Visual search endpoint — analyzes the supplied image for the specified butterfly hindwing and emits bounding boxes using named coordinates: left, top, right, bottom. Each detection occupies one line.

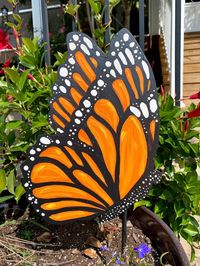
left=21, top=29, right=161, bottom=224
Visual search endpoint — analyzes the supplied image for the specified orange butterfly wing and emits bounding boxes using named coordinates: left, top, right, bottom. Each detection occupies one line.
left=21, top=29, right=161, bottom=223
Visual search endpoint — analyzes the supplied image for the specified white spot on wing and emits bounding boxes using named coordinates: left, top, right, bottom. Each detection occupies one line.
left=75, top=118, right=81, bottom=124
left=149, top=99, right=158, bottom=113
left=105, top=61, right=112, bottom=67
left=130, top=106, right=141, bottom=117
left=83, top=99, right=91, bottom=108
left=140, top=102, right=149, bottom=118
left=114, top=59, right=122, bottom=74
left=59, top=86, right=67, bottom=93
left=125, top=48, right=135, bottom=65
left=65, top=79, right=71, bottom=87
left=142, top=60, right=150, bottom=79
left=118, top=52, right=127, bottom=65
left=67, top=140, right=72, bottom=146
left=83, top=37, right=93, bottom=49
left=110, top=69, right=116, bottom=77
left=80, top=44, right=90, bottom=55
left=69, top=58, right=75, bottom=65
left=59, top=67, right=68, bottom=77
left=97, top=80, right=104, bottom=87
left=123, top=33, right=129, bottom=42
left=69, top=42, right=76, bottom=51
left=75, top=110, right=83, bottom=117
left=91, top=90, right=97, bottom=96
left=40, top=137, right=50, bottom=145
left=73, top=34, right=79, bottom=41
left=115, top=41, right=120, bottom=47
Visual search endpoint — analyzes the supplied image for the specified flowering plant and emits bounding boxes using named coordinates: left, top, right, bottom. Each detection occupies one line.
left=0, top=28, right=12, bottom=50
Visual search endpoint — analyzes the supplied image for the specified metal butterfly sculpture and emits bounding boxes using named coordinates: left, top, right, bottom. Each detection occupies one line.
left=21, top=29, right=161, bottom=224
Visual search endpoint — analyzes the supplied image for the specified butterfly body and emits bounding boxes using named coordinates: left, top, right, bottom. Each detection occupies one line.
left=21, top=29, right=161, bottom=224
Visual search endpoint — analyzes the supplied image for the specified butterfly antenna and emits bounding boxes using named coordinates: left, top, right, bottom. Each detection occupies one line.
left=121, top=210, right=127, bottom=254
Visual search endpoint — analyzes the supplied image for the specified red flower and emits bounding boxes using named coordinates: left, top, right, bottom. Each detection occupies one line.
left=187, top=103, right=200, bottom=118
left=0, top=59, right=11, bottom=76
left=27, top=73, right=35, bottom=81
left=0, top=28, right=12, bottom=50
left=160, top=84, right=165, bottom=96
left=189, top=91, right=200, bottom=100
left=184, top=120, right=190, bottom=132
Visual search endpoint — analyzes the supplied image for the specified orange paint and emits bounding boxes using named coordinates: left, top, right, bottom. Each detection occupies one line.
left=50, top=210, right=94, bottom=221
left=90, top=57, right=98, bottom=68
left=73, top=73, right=89, bottom=92
left=31, top=163, right=73, bottom=183
left=87, top=116, right=116, bottom=181
left=75, top=51, right=96, bottom=82
left=119, top=116, right=147, bottom=199
left=147, top=80, right=151, bottom=91
left=78, top=129, right=93, bottom=146
left=135, top=66, right=144, bottom=94
left=82, top=152, right=107, bottom=186
left=41, top=200, right=104, bottom=211
left=33, top=185, right=105, bottom=207
left=73, top=170, right=113, bottom=206
left=125, top=68, right=139, bottom=99
left=52, top=115, right=65, bottom=128
left=58, top=97, right=75, bottom=114
left=40, top=147, right=72, bottom=168
left=150, top=120, right=156, bottom=141
left=70, top=87, right=82, bottom=105
left=53, top=102, right=70, bottom=122
left=112, top=79, right=130, bottom=112
left=94, top=99, right=119, bottom=132
left=64, top=146, right=83, bottom=166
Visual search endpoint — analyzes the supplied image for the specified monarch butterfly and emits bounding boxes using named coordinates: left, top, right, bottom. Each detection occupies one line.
left=21, top=29, right=161, bottom=224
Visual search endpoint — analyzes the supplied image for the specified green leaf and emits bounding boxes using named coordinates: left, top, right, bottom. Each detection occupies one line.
left=7, top=170, right=15, bottom=195
left=0, top=195, right=14, bottom=203
left=65, top=4, right=80, bottom=16
left=183, top=224, right=199, bottom=237
left=15, top=183, right=25, bottom=203
left=88, top=0, right=101, bottom=14
left=174, top=201, right=185, bottom=218
left=18, top=69, right=30, bottom=93
left=0, top=169, right=6, bottom=194
left=22, top=38, right=36, bottom=54
left=4, top=69, right=20, bottom=84
left=6, top=120, right=23, bottom=130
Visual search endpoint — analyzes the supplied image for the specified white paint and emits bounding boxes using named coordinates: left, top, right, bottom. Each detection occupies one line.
left=69, top=58, right=75, bottom=65
left=83, top=99, right=91, bottom=108
left=114, top=59, right=122, bottom=74
left=118, top=52, right=127, bottom=65
left=142, top=61, right=150, bottom=79
left=65, top=79, right=71, bottom=87
left=24, top=183, right=29, bottom=188
left=123, top=33, right=129, bottom=42
left=91, top=90, right=97, bottom=96
left=130, top=106, right=141, bottom=117
left=40, top=137, right=51, bottom=145
left=69, top=42, right=76, bottom=51
left=73, top=34, right=79, bottom=41
left=115, top=41, right=120, bottom=47
left=150, top=99, right=158, bottom=113
left=97, top=80, right=104, bottom=87
left=23, top=165, right=29, bottom=171
left=67, top=140, right=73, bottom=146
left=110, top=69, right=116, bottom=77
left=140, top=102, right=149, bottom=118
left=75, top=118, right=81, bottom=124
left=105, top=61, right=112, bottom=67
left=59, top=67, right=68, bottom=77
left=59, top=86, right=67, bottom=93
left=80, top=44, right=90, bottom=55
left=83, top=37, right=93, bottom=49
left=125, top=48, right=135, bottom=65
left=185, top=2, right=200, bottom=32
left=75, top=110, right=83, bottom=117
left=30, top=149, right=36, bottom=155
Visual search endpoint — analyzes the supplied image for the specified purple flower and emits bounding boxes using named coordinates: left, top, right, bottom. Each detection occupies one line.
left=134, top=243, right=151, bottom=259
left=99, top=245, right=109, bottom=251
left=115, top=257, right=125, bottom=265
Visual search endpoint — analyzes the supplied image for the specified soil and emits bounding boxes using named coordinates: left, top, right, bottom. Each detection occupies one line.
left=0, top=209, right=162, bottom=266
